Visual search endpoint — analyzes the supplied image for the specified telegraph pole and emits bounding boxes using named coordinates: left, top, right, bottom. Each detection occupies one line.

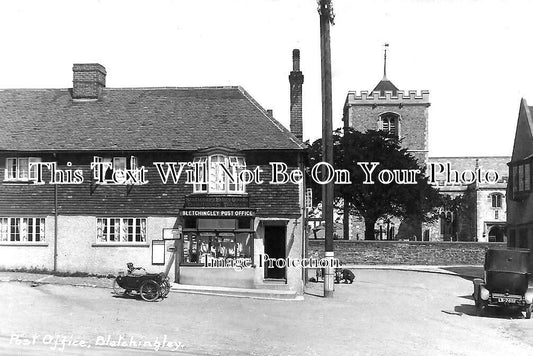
left=318, top=0, right=335, bottom=298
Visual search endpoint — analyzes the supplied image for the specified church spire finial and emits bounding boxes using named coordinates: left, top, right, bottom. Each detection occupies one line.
left=383, top=43, right=389, bottom=80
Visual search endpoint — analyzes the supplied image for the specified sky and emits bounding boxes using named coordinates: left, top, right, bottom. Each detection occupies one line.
left=0, top=0, right=531, bottom=157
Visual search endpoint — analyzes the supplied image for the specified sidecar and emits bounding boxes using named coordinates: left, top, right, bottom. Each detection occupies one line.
left=473, top=248, right=533, bottom=318
left=113, top=271, right=169, bottom=302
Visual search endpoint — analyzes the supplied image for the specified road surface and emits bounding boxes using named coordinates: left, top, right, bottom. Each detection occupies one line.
left=1, top=270, right=532, bottom=355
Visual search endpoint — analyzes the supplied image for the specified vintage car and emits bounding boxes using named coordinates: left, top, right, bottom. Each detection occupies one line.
left=473, top=248, right=533, bottom=318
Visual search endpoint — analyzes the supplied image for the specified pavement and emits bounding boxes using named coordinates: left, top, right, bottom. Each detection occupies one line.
left=1, top=269, right=532, bottom=356
left=0, top=265, right=485, bottom=292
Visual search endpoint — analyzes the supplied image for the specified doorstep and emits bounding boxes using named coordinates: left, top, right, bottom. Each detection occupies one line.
left=170, top=283, right=302, bottom=301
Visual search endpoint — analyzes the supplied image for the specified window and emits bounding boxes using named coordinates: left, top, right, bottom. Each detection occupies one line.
left=182, top=232, right=253, bottom=265
left=92, top=156, right=137, bottom=183
left=0, top=217, right=45, bottom=242
left=192, top=154, right=246, bottom=194
left=182, top=217, right=254, bottom=266
left=379, top=113, right=399, bottom=137
left=5, top=157, right=41, bottom=181
left=495, top=210, right=499, bottom=220
left=96, top=218, right=146, bottom=243
left=526, top=163, right=531, bottom=191
left=511, top=161, right=532, bottom=196
left=491, top=193, right=502, bottom=208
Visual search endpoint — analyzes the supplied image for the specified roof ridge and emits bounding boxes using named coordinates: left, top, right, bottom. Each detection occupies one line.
left=105, top=86, right=241, bottom=91
left=0, top=88, right=70, bottom=92
left=429, top=156, right=511, bottom=159
left=0, top=86, right=241, bottom=92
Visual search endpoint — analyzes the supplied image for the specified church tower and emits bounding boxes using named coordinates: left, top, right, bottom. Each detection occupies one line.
left=342, top=45, right=430, bottom=164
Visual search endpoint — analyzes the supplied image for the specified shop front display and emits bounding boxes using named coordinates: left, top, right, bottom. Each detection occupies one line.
left=181, top=209, right=256, bottom=267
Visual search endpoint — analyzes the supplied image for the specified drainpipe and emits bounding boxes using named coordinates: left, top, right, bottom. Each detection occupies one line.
left=53, top=154, right=58, bottom=272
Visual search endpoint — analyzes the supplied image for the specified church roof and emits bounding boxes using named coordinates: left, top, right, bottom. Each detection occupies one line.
left=372, top=78, right=399, bottom=96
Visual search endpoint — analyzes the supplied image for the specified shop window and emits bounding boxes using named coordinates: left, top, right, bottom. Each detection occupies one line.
left=0, top=217, right=45, bottom=242
left=96, top=217, right=146, bottom=243
left=192, top=154, right=246, bottom=194
left=182, top=232, right=253, bottom=265
left=4, top=157, right=41, bottom=182
left=182, top=217, right=254, bottom=266
left=379, top=113, right=400, bottom=137
left=491, top=193, right=502, bottom=208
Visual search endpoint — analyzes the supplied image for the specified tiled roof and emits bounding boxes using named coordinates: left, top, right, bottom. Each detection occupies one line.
left=0, top=86, right=305, bottom=152
left=372, top=79, right=399, bottom=96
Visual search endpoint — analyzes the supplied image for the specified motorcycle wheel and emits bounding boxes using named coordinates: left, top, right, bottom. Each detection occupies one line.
left=140, top=280, right=160, bottom=302
left=113, top=278, right=127, bottom=295
left=160, top=279, right=171, bottom=298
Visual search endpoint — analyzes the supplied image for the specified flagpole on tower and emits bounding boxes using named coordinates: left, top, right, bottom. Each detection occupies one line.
left=383, top=43, right=389, bottom=80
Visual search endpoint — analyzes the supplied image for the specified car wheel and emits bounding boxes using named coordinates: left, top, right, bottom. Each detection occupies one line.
left=140, top=280, right=160, bottom=302
left=476, top=300, right=487, bottom=317
left=526, top=304, right=532, bottom=320
left=112, top=278, right=126, bottom=295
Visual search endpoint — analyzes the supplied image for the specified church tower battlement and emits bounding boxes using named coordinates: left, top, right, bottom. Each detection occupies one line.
left=343, top=45, right=430, bottom=164
left=345, top=89, right=430, bottom=105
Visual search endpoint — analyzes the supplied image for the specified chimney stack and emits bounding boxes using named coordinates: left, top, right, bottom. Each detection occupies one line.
left=289, top=49, right=304, bottom=141
left=72, top=63, right=106, bottom=99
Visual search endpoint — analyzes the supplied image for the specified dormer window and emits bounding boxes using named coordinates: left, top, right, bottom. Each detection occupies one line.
left=192, top=154, right=246, bottom=194
left=379, top=113, right=400, bottom=137
left=92, top=156, right=137, bottom=184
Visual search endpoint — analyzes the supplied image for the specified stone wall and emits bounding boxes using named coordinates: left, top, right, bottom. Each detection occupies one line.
left=308, top=240, right=507, bottom=265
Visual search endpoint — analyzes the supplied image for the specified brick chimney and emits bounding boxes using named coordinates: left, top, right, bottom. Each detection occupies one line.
left=72, top=63, right=106, bottom=99
left=289, top=49, right=303, bottom=140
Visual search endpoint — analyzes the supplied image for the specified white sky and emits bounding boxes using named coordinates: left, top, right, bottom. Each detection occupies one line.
left=0, top=0, right=531, bottom=157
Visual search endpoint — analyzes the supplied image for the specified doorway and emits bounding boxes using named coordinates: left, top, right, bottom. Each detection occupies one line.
left=488, top=225, right=505, bottom=242
left=263, top=225, right=286, bottom=279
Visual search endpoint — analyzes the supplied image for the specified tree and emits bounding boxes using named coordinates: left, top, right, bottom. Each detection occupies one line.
left=307, top=128, right=442, bottom=240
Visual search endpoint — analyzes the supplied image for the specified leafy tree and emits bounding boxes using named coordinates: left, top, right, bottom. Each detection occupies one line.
left=307, top=128, right=442, bottom=240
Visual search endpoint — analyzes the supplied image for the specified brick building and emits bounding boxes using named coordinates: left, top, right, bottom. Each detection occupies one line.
left=0, top=53, right=307, bottom=296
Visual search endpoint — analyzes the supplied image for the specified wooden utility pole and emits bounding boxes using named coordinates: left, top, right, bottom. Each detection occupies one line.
left=318, top=0, right=335, bottom=298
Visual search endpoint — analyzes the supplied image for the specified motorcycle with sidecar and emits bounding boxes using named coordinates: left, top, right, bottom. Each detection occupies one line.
left=113, top=263, right=170, bottom=302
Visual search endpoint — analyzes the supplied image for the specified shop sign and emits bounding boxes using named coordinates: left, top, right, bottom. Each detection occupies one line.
left=184, top=195, right=250, bottom=208
left=163, top=227, right=182, bottom=240
left=180, top=209, right=255, bottom=217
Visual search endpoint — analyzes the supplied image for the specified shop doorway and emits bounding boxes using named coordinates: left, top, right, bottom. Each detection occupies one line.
left=264, top=225, right=286, bottom=279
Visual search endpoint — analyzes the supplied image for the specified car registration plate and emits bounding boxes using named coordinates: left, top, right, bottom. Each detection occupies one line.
left=498, top=297, right=517, bottom=303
